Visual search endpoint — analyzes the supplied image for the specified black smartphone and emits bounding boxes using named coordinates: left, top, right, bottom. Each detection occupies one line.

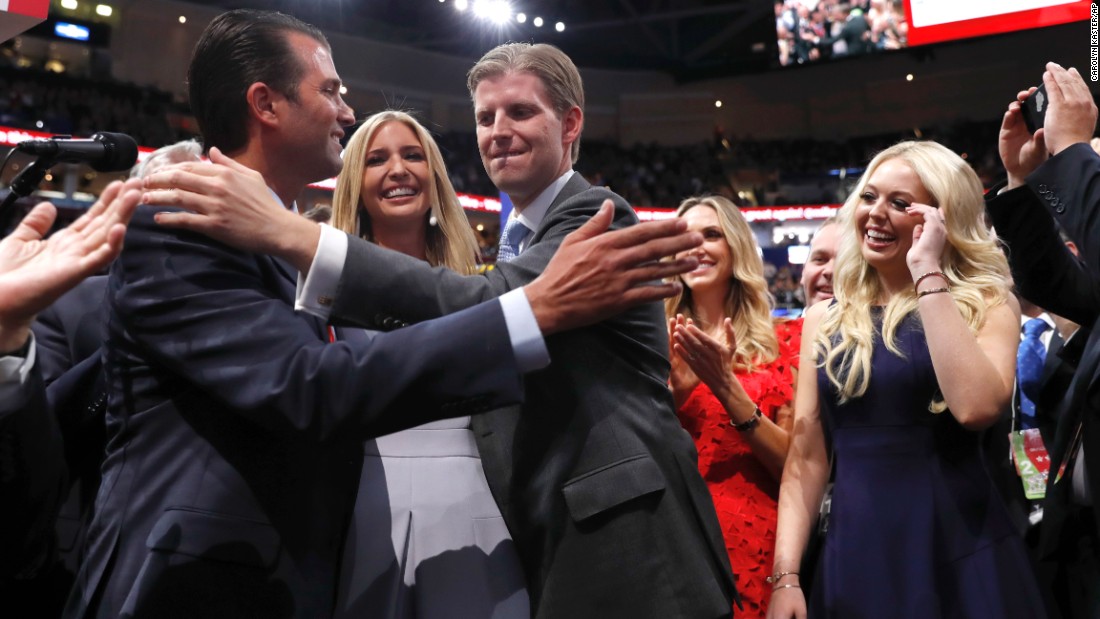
left=1022, top=84, right=1048, bottom=134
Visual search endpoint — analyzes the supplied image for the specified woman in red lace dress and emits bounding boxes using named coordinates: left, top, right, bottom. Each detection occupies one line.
left=666, top=195, right=800, bottom=617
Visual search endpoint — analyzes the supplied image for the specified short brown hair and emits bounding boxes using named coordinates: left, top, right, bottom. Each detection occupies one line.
left=467, top=43, right=585, bottom=163
left=189, top=10, right=328, bottom=154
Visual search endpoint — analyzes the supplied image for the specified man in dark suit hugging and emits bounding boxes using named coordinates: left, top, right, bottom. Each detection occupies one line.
left=145, top=40, right=738, bottom=619
left=70, top=11, right=706, bottom=619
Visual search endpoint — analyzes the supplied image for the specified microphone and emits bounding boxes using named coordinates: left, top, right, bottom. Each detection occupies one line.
left=15, top=131, right=139, bottom=172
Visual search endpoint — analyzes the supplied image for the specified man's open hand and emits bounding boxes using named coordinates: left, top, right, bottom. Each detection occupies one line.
left=525, top=200, right=702, bottom=334
left=0, top=179, right=140, bottom=352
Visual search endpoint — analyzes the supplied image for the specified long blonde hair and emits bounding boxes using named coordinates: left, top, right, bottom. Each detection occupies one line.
left=665, top=195, right=778, bottom=371
left=816, top=141, right=1011, bottom=410
left=331, top=110, right=479, bottom=274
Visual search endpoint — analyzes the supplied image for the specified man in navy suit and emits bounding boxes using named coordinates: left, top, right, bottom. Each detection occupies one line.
left=71, top=11, right=705, bottom=619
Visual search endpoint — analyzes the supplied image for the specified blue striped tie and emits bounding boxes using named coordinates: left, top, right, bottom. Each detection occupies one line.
left=497, top=216, right=530, bottom=263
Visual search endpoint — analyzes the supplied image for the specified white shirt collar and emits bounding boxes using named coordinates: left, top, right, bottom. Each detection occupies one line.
left=268, top=187, right=298, bottom=214
left=511, top=169, right=575, bottom=239
left=1020, top=312, right=1055, bottom=330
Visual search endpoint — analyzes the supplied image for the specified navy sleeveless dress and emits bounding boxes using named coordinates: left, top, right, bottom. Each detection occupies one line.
left=809, top=309, right=1047, bottom=618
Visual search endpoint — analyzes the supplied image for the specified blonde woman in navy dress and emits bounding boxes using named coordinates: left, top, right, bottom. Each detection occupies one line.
left=330, top=110, right=528, bottom=619
left=768, top=141, right=1046, bottom=618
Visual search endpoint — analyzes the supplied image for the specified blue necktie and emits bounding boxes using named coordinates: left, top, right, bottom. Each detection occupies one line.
left=497, top=216, right=530, bottom=263
left=1017, top=317, right=1051, bottom=427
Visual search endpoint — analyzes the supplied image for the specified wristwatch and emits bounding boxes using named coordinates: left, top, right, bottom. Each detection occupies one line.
left=731, top=406, right=762, bottom=432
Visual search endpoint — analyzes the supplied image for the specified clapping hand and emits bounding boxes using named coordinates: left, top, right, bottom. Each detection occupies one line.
left=670, top=315, right=744, bottom=405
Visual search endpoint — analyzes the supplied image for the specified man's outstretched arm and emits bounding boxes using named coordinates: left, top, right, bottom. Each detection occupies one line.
left=144, top=153, right=703, bottom=335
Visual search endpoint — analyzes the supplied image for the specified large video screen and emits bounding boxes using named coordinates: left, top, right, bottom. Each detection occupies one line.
left=775, top=0, right=1089, bottom=67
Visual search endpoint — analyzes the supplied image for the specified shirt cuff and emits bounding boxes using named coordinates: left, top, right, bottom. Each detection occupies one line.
left=0, top=331, right=36, bottom=386
left=296, top=223, right=347, bottom=321
left=500, top=288, right=550, bottom=372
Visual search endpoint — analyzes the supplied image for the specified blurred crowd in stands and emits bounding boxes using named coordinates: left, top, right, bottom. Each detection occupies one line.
left=0, top=66, right=189, bottom=147
left=0, top=61, right=1010, bottom=313
left=0, top=62, right=1005, bottom=214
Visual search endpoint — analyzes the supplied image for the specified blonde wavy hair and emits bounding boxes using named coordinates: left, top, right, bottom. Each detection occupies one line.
left=665, top=195, right=778, bottom=371
left=330, top=110, right=479, bottom=274
left=815, top=141, right=1012, bottom=411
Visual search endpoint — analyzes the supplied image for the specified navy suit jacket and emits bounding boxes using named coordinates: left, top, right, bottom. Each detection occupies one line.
left=32, top=275, right=109, bottom=575
left=986, top=143, right=1100, bottom=556
left=0, top=360, right=66, bottom=584
left=332, top=174, right=737, bottom=618
left=65, top=207, right=526, bottom=619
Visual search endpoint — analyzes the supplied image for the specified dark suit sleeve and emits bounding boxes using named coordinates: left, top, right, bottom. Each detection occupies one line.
left=330, top=185, right=636, bottom=325
left=0, top=360, right=66, bottom=580
left=31, top=276, right=107, bottom=386
left=1027, top=142, right=1100, bottom=273
left=30, top=308, right=72, bottom=387
left=987, top=183, right=1100, bottom=326
left=111, top=208, right=525, bottom=442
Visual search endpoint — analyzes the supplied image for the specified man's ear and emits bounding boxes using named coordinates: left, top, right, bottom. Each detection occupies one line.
left=561, top=105, right=583, bottom=145
left=246, top=82, right=283, bottom=129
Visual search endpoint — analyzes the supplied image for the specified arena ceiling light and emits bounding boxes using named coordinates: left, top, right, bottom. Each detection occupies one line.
left=473, top=0, right=512, bottom=25
left=441, top=1, right=559, bottom=31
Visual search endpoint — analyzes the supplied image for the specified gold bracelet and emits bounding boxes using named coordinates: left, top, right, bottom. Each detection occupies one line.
left=765, top=570, right=799, bottom=584
left=913, top=270, right=947, bottom=291
left=917, top=287, right=951, bottom=298
left=772, top=584, right=802, bottom=591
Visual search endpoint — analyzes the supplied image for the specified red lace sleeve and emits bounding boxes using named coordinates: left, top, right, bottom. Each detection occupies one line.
left=775, top=318, right=803, bottom=371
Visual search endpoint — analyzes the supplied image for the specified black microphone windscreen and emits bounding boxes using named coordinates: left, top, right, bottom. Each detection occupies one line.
left=91, top=132, right=139, bottom=172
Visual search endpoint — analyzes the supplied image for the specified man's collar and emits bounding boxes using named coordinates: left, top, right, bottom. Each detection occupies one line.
left=513, top=169, right=574, bottom=233
left=268, top=187, right=298, bottom=214
left=1021, top=312, right=1056, bottom=330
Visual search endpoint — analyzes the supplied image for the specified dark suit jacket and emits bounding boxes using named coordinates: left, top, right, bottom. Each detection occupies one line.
left=331, top=174, right=737, bottom=618
left=0, top=359, right=67, bottom=584
left=986, top=143, right=1100, bottom=554
left=64, top=207, right=527, bottom=619
left=32, top=275, right=109, bottom=578
left=0, top=276, right=113, bottom=619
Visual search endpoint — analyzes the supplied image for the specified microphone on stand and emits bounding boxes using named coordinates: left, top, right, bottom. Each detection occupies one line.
left=1, top=132, right=139, bottom=236
left=15, top=132, right=139, bottom=172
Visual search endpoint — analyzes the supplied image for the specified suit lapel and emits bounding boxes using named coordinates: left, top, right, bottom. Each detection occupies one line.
left=529, top=173, right=591, bottom=244
left=471, top=406, right=522, bottom=517
left=474, top=174, right=591, bottom=520
left=1039, top=330, right=1065, bottom=387
left=266, top=255, right=329, bottom=341
left=270, top=256, right=298, bottom=289
left=1047, top=323, right=1100, bottom=479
